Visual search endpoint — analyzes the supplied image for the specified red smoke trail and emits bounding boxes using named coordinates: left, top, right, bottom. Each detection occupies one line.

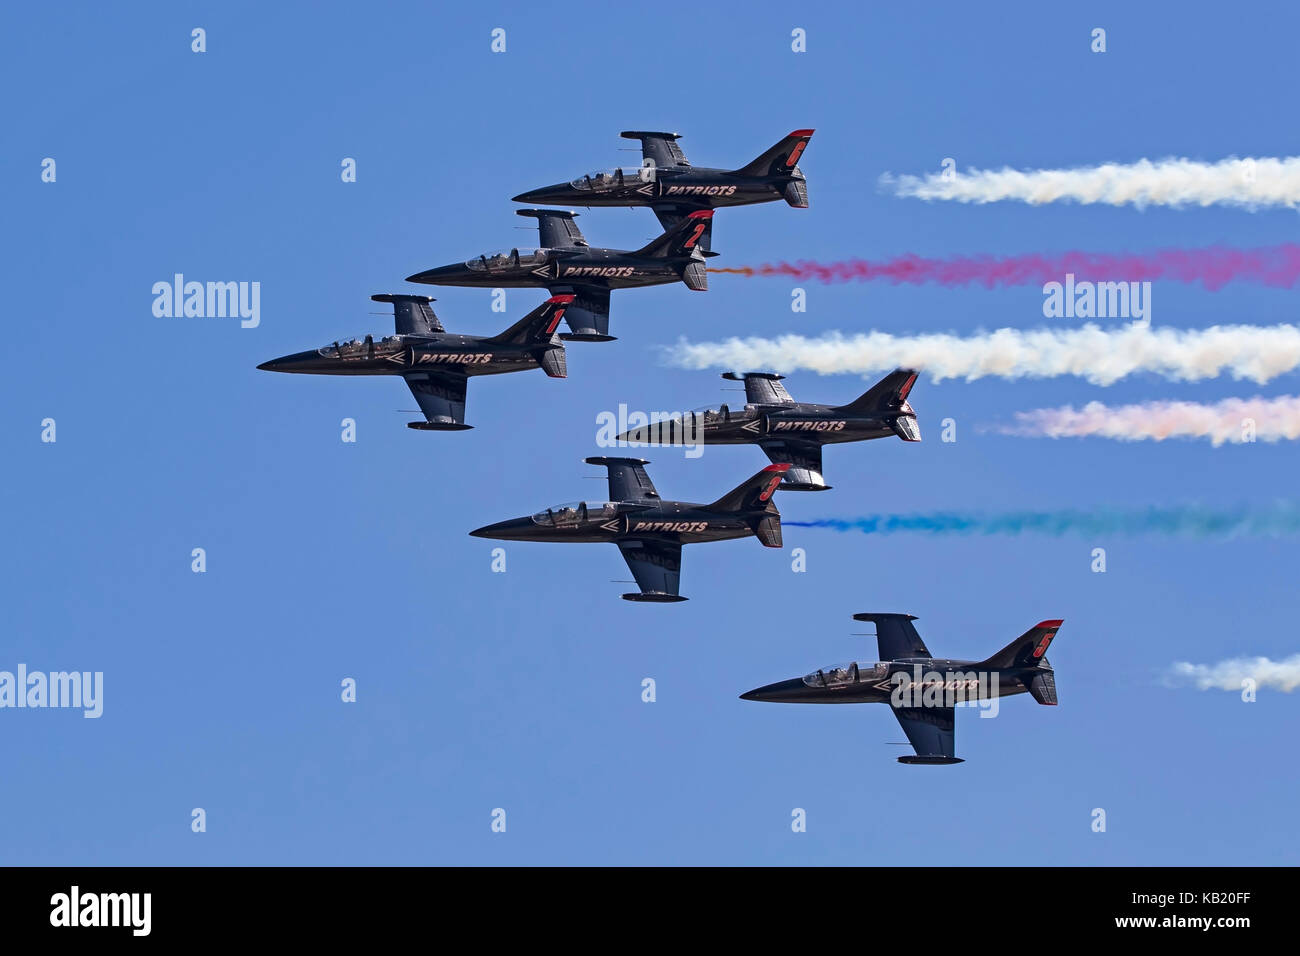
left=707, top=243, right=1300, bottom=290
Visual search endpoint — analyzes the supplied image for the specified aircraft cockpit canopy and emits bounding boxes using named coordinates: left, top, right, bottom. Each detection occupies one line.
left=687, top=403, right=760, bottom=424
left=802, top=662, right=889, bottom=688
left=465, top=248, right=548, bottom=271
left=530, top=501, right=618, bottom=527
left=569, top=167, right=653, bottom=190
left=317, top=334, right=403, bottom=358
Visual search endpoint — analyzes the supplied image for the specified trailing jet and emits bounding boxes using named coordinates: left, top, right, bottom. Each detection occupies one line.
left=616, top=369, right=921, bottom=491
left=742, top=613, right=1064, bottom=764
left=256, top=293, right=572, bottom=431
left=405, top=208, right=714, bottom=342
left=469, top=457, right=789, bottom=602
left=513, top=130, right=813, bottom=250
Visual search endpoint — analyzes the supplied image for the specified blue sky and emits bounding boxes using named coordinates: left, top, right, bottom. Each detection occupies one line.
left=3, top=1, right=1298, bottom=865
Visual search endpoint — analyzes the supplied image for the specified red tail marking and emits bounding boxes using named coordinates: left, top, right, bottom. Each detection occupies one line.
left=757, top=475, right=782, bottom=502
left=545, top=310, right=565, bottom=334
left=786, top=140, right=808, bottom=167
left=683, top=222, right=707, bottom=249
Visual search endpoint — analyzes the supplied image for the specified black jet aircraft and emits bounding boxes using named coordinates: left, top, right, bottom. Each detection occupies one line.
left=513, top=129, right=814, bottom=250
left=405, top=208, right=714, bottom=342
left=616, top=369, right=921, bottom=491
left=257, top=293, right=573, bottom=431
left=742, top=613, right=1064, bottom=764
left=469, top=457, right=789, bottom=602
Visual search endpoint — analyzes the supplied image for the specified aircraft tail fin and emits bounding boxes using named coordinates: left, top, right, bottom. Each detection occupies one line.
left=836, top=368, right=921, bottom=441
left=708, top=463, right=789, bottom=515
left=632, top=209, right=713, bottom=260
left=731, top=129, right=814, bottom=180
left=487, top=294, right=574, bottom=347
left=977, top=620, right=1064, bottom=671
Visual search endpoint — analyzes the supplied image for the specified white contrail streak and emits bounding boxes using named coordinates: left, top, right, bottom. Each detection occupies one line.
left=881, top=156, right=1300, bottom=210
left=668, top=323, right=1300, bottom=386
left=996, top=395, right=1300, bottom=445
left=1166, top=654, right=1300, bottom=692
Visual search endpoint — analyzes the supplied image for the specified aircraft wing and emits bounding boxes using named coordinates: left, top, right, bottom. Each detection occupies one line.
left=723, top=372, right=794, bottom=405
left=516, top=209, right=587, bottom=248
left=852, top=613, right=932, bottom=661
left=620, top=131, right=690, bottom=168
left=585, top=456, right=659, bottom=501
left=758, top=439, right=824, bottom=489
left=891, top=706, right=958, bottom=763
left=371, top=293, right=443, bottom=334
left=617, top=538, right=683, bottom=600
left=403, top=371, right=468, bottom=427
left=548, top=286, right=611, bottom=340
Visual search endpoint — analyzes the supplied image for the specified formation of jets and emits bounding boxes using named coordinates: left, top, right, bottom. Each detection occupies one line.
left=256, top=128, right=1061, bottom=764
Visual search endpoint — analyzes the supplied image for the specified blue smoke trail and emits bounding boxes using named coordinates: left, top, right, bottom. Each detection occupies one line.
left=786, top=503, right=1300, bottom=538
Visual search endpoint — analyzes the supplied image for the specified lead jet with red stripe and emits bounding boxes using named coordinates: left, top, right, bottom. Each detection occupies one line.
left=616, top=369, right=921, bottom=491
left=742, top=614, right=1064, bottom=764
left=514, top=130, right=814, bottom=251
left=257, top=294, right=572, bottom=431
left=406, top=208, right=714, bottom=342
left=469, top=458, right=789, bottom=602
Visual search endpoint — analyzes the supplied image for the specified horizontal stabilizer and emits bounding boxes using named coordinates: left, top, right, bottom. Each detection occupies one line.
left=682, top=260, right=708, bottom=291
left=754, top=513, right=782, bottom=548
left=1027, top=670, right=1058, bottom=706
left=538, top=347, right=566, bottom=379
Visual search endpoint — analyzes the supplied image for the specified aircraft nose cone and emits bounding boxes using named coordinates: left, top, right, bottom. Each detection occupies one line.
left=739, top=678, right=806, bottom=703
left=406, top=264, right=461, bottom=284
left=468, top=517, right=532, bottom=540
left=513, top=183, right=570, bottom=204
left=257, top=351, right=315, bottom=373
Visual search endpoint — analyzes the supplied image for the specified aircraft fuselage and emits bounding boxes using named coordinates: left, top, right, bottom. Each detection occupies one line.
left=743, top=659, right=1041, bottom=705
left=470, top=500, right=760, bottom=546
left=258, top=333, right=540, bottom=378
left=516, top=166, right=803, bottom=209
left=407, top=249, right=691, bottom=290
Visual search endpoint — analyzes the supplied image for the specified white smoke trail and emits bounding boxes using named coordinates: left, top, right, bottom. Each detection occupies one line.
left=997, top=395, right=1300, bottom=445
left=1165, top=655, right=1300, bottom=692
left=668, top=322, right=1300, bottom=386
left=881, top=156, right=1300, bottom=210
